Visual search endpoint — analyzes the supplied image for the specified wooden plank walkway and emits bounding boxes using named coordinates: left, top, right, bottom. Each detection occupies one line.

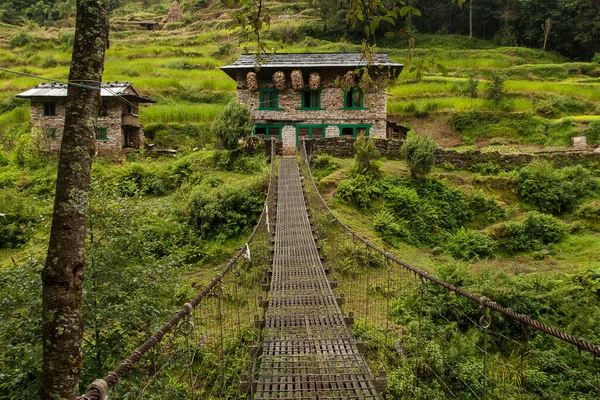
left=255, top=157, right=382, bottom=399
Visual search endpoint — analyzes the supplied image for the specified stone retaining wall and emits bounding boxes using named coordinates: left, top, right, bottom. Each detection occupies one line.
left=293, top=137, right=600, bottom=169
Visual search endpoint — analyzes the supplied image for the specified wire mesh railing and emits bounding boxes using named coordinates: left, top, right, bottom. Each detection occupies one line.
left=299, top=139, right=600, bottom=399
left=76, top=140, right=277, bottom=400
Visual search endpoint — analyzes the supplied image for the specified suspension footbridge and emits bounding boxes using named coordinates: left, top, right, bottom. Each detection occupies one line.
left=76, top=141, right=599, bottom=400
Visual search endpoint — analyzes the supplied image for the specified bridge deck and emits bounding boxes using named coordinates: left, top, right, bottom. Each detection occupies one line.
left=255, top=157, right=381, bottom=399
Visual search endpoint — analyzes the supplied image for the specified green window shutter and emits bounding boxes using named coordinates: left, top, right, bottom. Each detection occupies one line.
left=95, top=127, right=108, bottom=141
left=300, top=89, right=321, bottom=110
left=43, top=102, right=57, bottom=116
left=342, top=89, right=365, bottom=110
left=47, top=128, right=57, bottom=140
left=259, top=89, right=278, bottom=110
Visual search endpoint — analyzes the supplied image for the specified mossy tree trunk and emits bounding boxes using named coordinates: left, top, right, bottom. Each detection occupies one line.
left=41, top=1, right=109, bottom=399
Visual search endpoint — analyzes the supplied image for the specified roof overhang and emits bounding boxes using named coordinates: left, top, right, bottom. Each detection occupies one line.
left=220, top=53, right=404, bottom=80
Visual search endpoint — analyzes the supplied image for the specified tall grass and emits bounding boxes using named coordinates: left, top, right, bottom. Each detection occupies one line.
left=388, top=97, right=534, bottom=114
left=139, top=104, right=223, bottom=124
left=505, top=80, right=600, bottom=101
left=389, top=81, right=457, bottom=98
left=0, top=106, right=30, bottom=125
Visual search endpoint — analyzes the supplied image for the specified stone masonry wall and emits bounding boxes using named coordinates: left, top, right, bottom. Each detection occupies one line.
left=30, top=99, right=142, bottom=154
left=31, top=99, right=123, bottom=154
left=435, top=149, right=600, bottom=170
left=30, top=100, right=65, bottom=152
left=309, top=137, right=403, bottom=159
left=237, top=70, right=388, bottom=153
left=305, top=137, right=600, bottom=168
left=281, top=126, right=296, bottom=155
left=96, top=100, right=125, bottom=153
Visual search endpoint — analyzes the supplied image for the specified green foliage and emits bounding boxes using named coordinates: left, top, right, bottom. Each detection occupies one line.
left=386, top=264, right=600, bottom=399
left=188, top=177, right=266, bottom=241
left=335, top=174, right=379, bottom=209
left=311, top=154, right=339, bottom=181
left=484, top=71, right=505, bottom=106
left=375, top=176, right=472, bottom=247
left=468, top=161, right=500, bottom=175
left=8, top=31, right=33, bottom=48
left=534, top=95, right=590, bottom=118
left=443, top=228, right=497, bottom=260
left=0, top=189, right=36, bottom=248
left=0, top=257, right=43, bottom=398
left=582, top=121, right=600, bottom=145
left=111, top=162, right=168, bottom=196
left=352, top=135, right=380, bottom=176
left=466, top=189, right=512, bottom=224
left=516, top=161, right=598, bottom=214
left=574, top=200, right=600, bottom=219
left=143, top=122, right=212, bottom=149
left=212, top=101, right=252, bottom=150
left=494, top=211, right=568, bottom=253
left=545, top=119, right=580, bottom=146
left=212, top=150, right=267, bottom=173
left=401, top=134, right=437, bottom=178
left=373, top=208, right=410, bottom=244
left=457, top=73, right=479, bottom=98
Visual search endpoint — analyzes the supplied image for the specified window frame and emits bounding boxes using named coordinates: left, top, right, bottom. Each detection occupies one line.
left=342, top=88, right=367, bottom=110
left=337, top=124, right=371, bottom=138
left=258, top=89, right=279, bottom=110
left=298, top=89, right=322, bottom=110
left=43, top=101, right=57, bottom=117
left=47, top=127, right=57, bottom=140
left=95, top=126, right=108, bottom=141
left=253, top=124, right=284, bottom=140
left=296, top=125, right=326, bottom=140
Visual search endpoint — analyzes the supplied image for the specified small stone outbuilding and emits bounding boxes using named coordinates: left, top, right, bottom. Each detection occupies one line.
left=17, top=81, right=155, bottom=154
left=220, top=53, right=403, bottom=154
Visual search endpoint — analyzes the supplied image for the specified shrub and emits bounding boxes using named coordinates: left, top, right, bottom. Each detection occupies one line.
left=582, top=121, right=600, bottom=145
left=467, top=190, right=511, bottom=224
left=377, top=177, right=472, bottom=246
left=335, top=174, right=379, bottom=208
left=545, top=119, right=580, bottom=146
left=373, top=209, right=410, bottom=244
left=0, top=190, right=35, bottom=248
left=574, top=200, right=600, bottom=219
left=516, top=161, right=598, bottom=214
left=485, top=71, right=505, bottom=106
left=312, top=154, right=339, bottom=180
left=401, top=134, right=437, bottom=178
left=9, top=31, right=33, bottom=48
left=188, top=178, right=266, bottom=241
left=352, top=135, right=380, bottom=176
left=113, top=163, right=168, bottom=196
left=212, top=101, right=252, bottom=150
left=444, top=228, right=497, bottom=260
left=469, top=162, right=501, bottom=175
left=495, top=211, right=567, bottom=253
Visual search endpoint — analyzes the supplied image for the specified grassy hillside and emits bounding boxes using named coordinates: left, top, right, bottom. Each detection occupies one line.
left=1, top=2, right=600, bottom=397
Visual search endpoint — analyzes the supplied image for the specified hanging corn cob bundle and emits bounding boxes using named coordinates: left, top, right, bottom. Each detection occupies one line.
left=246, top=72, right=258, bottom=91
left=308, top=72, right=320, bottom=90
left=360, top=69, right=374, bottom=91
left=343, top=70, right=356, bottom=89
left=291, top=70, right=304, bottom=91
left=273, top=71, right=286, bottom=90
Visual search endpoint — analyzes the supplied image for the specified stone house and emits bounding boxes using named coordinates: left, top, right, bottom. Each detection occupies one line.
left=17, top=81, right=155, bottom=154
left=220, top=53, right=403, bottom=153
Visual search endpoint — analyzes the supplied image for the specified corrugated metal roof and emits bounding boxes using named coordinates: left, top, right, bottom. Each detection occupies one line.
left=221, top=52, right=403, bottom=79
left=16, top=81, right=155, bottom=103
left=225, top=52, right=402, bottom=68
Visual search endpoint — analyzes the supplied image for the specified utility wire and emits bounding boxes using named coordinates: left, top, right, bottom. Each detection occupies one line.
left=0, top=66, right=138, bottom=109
